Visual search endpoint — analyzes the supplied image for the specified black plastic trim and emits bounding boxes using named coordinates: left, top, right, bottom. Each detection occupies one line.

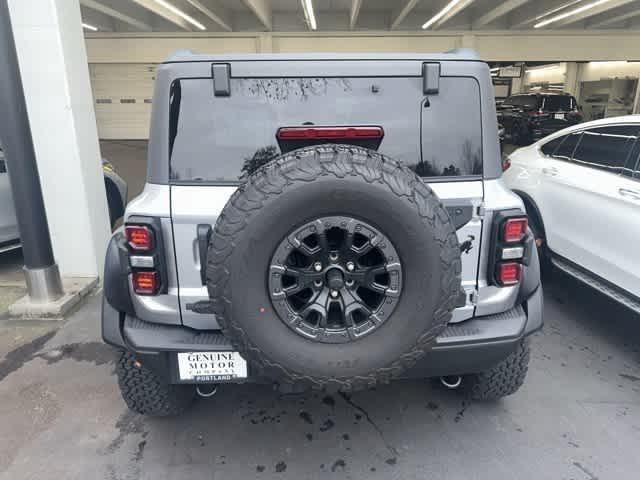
left=103, top=232, right=135, bottom=316
left=196, top=224, right=212, bottom=285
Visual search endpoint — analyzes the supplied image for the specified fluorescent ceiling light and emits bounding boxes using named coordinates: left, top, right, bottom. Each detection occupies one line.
left=533, top=0, right=585, bottom=21
left=422, top=0, right=464, bottom=29
left=534, top=0, right=612, bottom=28
left=526, top=65, right=561, bottom=73
left=82, top=22, right=98, bottom=31
left=301, top=0, right=317, bottom=30
left=589, top=61, right=628, bottom=65
left=153, top=0, right=206, bottom=30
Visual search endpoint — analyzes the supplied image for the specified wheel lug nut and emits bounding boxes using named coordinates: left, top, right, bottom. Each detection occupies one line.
left=313, top=262, right=323, bottom=272
left=346, top=262, right=355, bottom=272
left=330, top=290, right=339, bottom=298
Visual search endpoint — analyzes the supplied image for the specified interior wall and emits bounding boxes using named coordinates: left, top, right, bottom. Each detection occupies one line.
left=84, top=31, right=640, bottom=63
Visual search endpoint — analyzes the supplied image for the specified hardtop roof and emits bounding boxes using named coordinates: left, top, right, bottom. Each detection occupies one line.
left=162, top=49, right=482, bottom=64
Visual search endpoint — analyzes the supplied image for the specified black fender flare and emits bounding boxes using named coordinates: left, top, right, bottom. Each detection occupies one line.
left=512, top=189, right=546, bottom=239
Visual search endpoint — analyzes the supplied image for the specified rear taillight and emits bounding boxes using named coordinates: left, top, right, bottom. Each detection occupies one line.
left=496, top=262, right=521, bottom=286
left=125, top=225, right=154, bottom=251
left=276, top=126, right=384, bottom=140
left=503, top=217, right=528, bottom=243
left=125, top=218, right=167, bottom=296
left=501, top=156, right=511, bottom=172
left=132, top=271, right=159, bottom=295
left=490, top=212, right=529, bottom=287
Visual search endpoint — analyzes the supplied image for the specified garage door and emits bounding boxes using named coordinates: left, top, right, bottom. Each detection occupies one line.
left=89, top=64, right=156, bottom=140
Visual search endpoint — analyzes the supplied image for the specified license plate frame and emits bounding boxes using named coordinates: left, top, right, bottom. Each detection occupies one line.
left=175, top=351, right=248, bottom=383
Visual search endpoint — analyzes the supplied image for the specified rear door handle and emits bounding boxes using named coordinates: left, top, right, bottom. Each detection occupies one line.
left=542, top=167, right=559, bottom=176
left=619, top=188, right=640, bottom=201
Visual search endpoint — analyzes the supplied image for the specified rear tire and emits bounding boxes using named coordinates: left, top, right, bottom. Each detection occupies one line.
left=116, top=351, right=195, bottom=416
left=464, top=340, right=531, bottom=401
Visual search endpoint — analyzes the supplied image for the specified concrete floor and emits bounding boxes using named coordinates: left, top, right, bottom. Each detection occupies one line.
left=0, top=272, right=639, bottom=480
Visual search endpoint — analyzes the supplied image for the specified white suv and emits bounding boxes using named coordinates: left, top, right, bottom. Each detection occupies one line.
left=503, top=115, right=640, bottom=313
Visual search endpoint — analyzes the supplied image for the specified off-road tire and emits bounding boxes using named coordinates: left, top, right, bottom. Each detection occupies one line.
left=208, top=144, right=462, bottom=392
left=464, top=340, right=531, bottom=401
left=116, top=351, right=195, bottom=416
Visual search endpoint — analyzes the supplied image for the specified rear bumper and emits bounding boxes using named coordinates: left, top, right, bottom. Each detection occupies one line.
left=103, top=286, right=543, bottom=383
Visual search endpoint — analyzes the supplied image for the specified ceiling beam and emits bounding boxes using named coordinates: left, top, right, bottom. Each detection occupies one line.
left=431, top=0, right=476, bottom=29
left=80, top=0, right=152, bottom=31
left=130, top=0, right=193, bottom=31
left=552, top=0, right=636, bottom=27
left=510, top=0, right=583, bottom=29
left=473, top=0, right=530, bottom=28
left=241, top=0, right=272, bottom=30
left=590, top=8, right=640, bottom=27
left=391, top=0, right=420, bottom=30
left=350, top=0, right=363, bottom=29
left=185, top=0, right=231, bottom=31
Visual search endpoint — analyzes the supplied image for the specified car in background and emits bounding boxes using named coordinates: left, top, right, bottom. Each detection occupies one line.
left=503, top=115, right=640, bottom=314
left=0, top=148, right=127, bottom=253
left=498, top=92, right=583, bottom=145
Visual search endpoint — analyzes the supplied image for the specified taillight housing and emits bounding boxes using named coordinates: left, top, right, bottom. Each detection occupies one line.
left=125, top=225, right=154, bottom=251
left=132, top=271, right=159, bottom=295
left=124, top=217, right=167, bottom=296
left=490, top=211, right=530, bottom=287
left=503, top=217, right=528, bottom=243
left=496, top=262, right=521, bottom=286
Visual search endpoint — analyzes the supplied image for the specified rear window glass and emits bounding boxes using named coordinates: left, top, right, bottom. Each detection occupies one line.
left=543, top=96, right=573, bottom=111
left=503, top=95, right=538, bottom=109
left=169, top=76, right=482, bottom=183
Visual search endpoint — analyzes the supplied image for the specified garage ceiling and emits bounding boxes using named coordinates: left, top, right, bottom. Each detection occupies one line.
left=80, top=0, right=640, bottom=33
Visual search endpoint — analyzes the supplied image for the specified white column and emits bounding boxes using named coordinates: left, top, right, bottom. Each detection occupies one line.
left=7, top=0, right=110, bottom=278
left=564, top=62, right=580, bottom=97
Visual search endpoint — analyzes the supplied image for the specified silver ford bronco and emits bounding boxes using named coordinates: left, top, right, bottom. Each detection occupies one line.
left=102, top=50, right=542, bottom=416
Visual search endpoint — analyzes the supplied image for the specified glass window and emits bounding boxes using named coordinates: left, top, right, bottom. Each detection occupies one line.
left=543, top=96, right=573, bottom=112
left=571, top=125, right=639, bottom=174
left=170, top=75, right=482, bottom=182
left=540, top=136, right=564, bottom=156
left=503, top=95, right=538, bottom=109
left=420, top=77, right=482, bottom=177
left=624, top=138, right=640, bottom=180
left=552, top=132, right=582, bottom=161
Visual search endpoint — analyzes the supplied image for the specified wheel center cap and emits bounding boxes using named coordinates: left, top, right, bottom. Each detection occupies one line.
left=326, top=268, right=344, bottom=290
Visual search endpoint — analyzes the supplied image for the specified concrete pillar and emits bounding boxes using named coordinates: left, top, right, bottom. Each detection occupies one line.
left=7, top=0, right=111, bottom=278
left=564, top=62, right=580, bottom=96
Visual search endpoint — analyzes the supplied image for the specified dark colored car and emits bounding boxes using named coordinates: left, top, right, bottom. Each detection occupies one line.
left=497, top=93, right=582, bottom=145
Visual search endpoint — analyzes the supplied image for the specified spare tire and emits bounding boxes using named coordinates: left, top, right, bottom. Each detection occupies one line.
left=208, top=145, right=461, bottom=391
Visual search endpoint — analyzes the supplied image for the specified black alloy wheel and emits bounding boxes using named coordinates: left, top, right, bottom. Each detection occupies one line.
left=268, top=216, right=402, bottom=343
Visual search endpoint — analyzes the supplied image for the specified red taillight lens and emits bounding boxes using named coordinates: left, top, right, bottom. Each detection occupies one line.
left=132, top=271, right=159, bottom=295
left=502, top=157, right=511, bottom=172
left=502, top=217, right=528, bottom=243
left=276, top=126, right=384, bottom=140
left=125, top=225, right=154, bottom=251
left=496, top=262, right=521, bottom=286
